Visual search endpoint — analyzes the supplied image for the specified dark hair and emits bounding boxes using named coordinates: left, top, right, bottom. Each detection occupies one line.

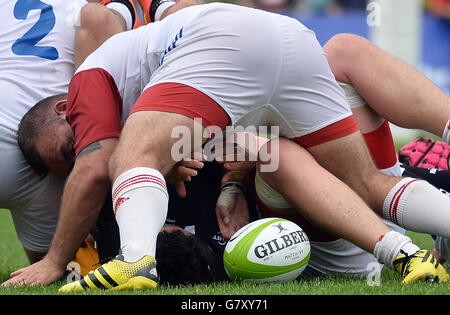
left=17, top=93, right=67, bottom=177
left=156, top=230, right=217, bottom=286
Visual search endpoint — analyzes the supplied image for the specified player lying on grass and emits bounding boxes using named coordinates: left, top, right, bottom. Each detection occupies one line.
left=5, top=4, right=450, bottom=289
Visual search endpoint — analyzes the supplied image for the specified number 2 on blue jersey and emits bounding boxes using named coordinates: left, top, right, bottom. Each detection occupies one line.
left=12, top=0, right=59, bottom=60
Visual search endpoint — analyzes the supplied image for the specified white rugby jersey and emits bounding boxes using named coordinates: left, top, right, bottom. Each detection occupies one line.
left=0, top=0, right=86, bottom=131
left=0, top=0, right=85, bottom=252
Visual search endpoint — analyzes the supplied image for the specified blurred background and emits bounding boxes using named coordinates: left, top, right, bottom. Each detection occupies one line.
left=203, top=0, right=450, bottom=142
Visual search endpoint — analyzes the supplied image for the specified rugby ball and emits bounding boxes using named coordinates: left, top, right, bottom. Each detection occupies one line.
left=223, top=218, right=310, bottom=282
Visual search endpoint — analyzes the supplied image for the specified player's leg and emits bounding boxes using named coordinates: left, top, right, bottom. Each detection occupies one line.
left=277, top=18, right=450, bottom=243
left=339, top=82, right=401, bottom=177
left=60, top=83, right=231, bottom=292
left=257, top=137, right=391, bottom=253
left=323, top=33, right=450, bottom=144
left=335, top=79, right=450, bottom=247
left=107, top=116, right=212, bottom=288
left=108, top=81, right=232, bottom=262
left=256, top=138, right=391, bottom=277
left=60, top=110, right=200, bottom=292
left=274, top=17, right=449, bottom=282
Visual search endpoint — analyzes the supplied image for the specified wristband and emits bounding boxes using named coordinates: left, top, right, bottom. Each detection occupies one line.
left=220, top=181, right=245, bottom=194
left=150, top=0, right=176, bottom=22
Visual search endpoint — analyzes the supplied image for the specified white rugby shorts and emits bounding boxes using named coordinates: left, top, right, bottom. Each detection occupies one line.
left=134, top=3, right=357, bottom=147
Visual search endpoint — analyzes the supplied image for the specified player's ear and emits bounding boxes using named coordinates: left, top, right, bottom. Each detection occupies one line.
left=53, top=99, right=67, bottom=116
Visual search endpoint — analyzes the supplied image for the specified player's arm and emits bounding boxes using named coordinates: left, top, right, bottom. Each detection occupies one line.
left=215, top=133, right=275, bottom=238
left=3, top=138, right=118, bottom=286
left=158, top=0, right=199, bottom=21
left=45, top=138, right=118, bottom=274
left=23, top=249, right=46, bottom=265
left=216, top=180, right=250, bottom=240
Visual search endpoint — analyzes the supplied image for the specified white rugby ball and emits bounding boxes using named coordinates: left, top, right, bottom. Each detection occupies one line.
left=223, top=218, right=310, bottom=282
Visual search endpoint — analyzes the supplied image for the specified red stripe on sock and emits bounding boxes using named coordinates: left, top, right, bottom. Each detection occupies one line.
left=389, top=179, right=421, bottom=225
left=113, top=176, right=165, bottom=201
left=113, top=174, right=166, bottom=195
left=113, top=174, right=166, bottom=200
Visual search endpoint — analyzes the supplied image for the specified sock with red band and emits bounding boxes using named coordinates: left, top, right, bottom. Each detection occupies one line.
left=383, top=177, right=450, bottom=238
left=363, top=120, right=402, bottom=176
left=112, top=167, right=168, bottom=262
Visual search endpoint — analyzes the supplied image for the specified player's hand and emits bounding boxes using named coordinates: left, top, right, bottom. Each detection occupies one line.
left=216, top=182, right=249, bottom=239
left=166, top=151, right=206, bottom=198
left=1, top=256, right=64, bottom=287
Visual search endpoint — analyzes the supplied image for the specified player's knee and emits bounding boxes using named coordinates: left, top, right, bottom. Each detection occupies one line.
left=324, top=33, right=370, bottom=79
left=256, top=138, right=299, bottom=183
left=325, top=33, right=369, bottom=58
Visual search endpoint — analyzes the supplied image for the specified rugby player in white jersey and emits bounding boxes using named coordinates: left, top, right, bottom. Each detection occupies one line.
left=8, top=3, right=450, bottom=290
left=0, top=0, right=108, bottom=265
left=0, top=0, right=193, bottom=284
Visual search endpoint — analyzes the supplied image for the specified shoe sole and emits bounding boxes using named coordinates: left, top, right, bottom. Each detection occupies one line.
left=110, top=276, right=157, bottom=290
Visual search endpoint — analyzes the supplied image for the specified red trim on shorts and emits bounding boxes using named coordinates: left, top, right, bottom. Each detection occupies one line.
left=293, top=116, right=359, bottom=148
left=130, top=82, right=231, bottom=130
left=254, top=193, right=339, bottom=242
left=363, top=120, right=398, bottom=170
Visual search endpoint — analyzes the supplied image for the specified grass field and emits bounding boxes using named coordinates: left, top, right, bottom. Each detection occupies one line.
left=0, top=209, right=449, bottom=297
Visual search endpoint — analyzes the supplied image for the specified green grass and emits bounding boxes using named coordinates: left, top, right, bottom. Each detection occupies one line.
left=0, top=210, right=448, bottom=296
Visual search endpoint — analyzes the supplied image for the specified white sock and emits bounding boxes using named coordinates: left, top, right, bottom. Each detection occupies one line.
left=383, top=177, right=450, bottom=238
left=442, top=119, right=450, bottom=145
left=373, top=231, right=419, bottom=269
left=106, top=2, right=133, bottom=30
left=112, top=167, right=168, bottom=262
left=379, top=161, right=402, bottom=177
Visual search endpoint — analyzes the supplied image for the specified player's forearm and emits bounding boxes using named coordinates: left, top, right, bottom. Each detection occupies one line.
left=46, top=166, right=109, bottom=270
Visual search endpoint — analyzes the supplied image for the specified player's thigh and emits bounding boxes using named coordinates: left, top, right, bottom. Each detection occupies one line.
left=111, top=111, right=201, bottom=177
left=111, top=83, right=231, bottom=178
left=306, top=131, right=395, bottom=210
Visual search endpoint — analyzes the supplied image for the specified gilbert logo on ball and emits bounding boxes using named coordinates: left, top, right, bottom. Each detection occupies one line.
left=224, top=218, right=310, bottom=282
